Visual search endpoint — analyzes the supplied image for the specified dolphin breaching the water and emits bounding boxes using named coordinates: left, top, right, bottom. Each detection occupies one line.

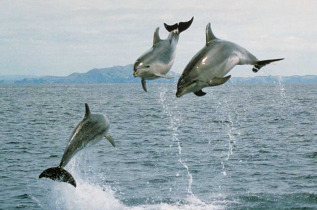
left=39, top=103, right=115, bottom=187
left=176, top=23, right=284, bottom=97
left=133, top=17, right=194, bottom=92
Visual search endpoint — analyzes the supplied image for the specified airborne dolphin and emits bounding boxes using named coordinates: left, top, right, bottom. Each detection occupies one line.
left=176, top=23, right=284, bottom=97
left=39, top=103, right=115, bottom=187
left=133, top=17, right=194, bottom=92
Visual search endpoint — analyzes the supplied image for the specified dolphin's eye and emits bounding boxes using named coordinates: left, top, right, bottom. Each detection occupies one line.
left=144, top=65, right=150, bottom=68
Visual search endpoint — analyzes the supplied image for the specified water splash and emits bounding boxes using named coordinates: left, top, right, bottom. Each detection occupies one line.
left=277, top=75, right=286, bottom=99
left=262, top=70, right=291, bottom=119
left=261, top=70, right=288, bottom=101
left=50, top=181, right=124, bottom=210
left=39, top=154, right=222, bottom=210
left=215, top=94, right=241, bottom=177
left=158, top=85, right=193, bottom=195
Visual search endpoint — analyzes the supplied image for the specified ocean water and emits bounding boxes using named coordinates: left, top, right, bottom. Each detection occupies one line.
left=0, top=83, right=316, bottom=209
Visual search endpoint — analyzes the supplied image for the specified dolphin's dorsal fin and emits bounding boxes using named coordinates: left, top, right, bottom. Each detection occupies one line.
left=153, top=27, right=161, bottom=45
left=85, top=103, right=91, bottom=117
left=206, top=23, right=217, bottom=44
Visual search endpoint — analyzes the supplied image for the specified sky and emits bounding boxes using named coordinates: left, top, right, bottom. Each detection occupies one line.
left=0, top=0, right=316, bottom=77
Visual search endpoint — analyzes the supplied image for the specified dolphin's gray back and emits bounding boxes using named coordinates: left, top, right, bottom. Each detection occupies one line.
left=59, top=114, right=109, bottom=167
left=146, top=32, right=179, bottom=65
left=226, top=40, right=258, bottom=65
left=155, top=39, right=177, bottom=64
left=178, top=39, right=257, bottom=88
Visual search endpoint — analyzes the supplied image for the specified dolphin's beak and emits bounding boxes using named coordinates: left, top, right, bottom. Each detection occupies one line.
left=176, top=89, right=185, bottom=98
left=133, top=71, right=138, bottom=77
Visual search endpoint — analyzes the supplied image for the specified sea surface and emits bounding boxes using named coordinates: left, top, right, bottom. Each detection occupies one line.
left=0, top=83, right=316, bottom=209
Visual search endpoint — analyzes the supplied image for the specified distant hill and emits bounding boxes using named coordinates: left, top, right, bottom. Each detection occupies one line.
left=13, top=65, right=179, bottom=84
left=228, top=75, right=317, bottom=84
left=0, top=75, right=39, bottom=84
left=0, top=64, right=316, bottom=84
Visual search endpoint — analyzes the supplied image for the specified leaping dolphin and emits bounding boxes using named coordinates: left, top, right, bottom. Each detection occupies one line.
left=39, top=103, right=115, bottom=187
left=176, top=23, right=284, bottom=97
left=133, top=17, right=194, bottom=92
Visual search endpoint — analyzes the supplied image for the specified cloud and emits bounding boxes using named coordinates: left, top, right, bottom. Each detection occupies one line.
left=0, top=0, right=316, bottom=76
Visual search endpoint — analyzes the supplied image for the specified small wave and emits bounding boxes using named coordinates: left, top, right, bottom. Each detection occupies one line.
left=15, top=204, right=27, bottom=208
left=131, top=203, right=222, bottom=210
left=147, top=178, right=168, bottom=184
left=141, top=162, right=156, bottom=167
left=49, top=154, right=59, bottom=158
left=306, top=151, right=317, bottom=158
left=14, top=193, right=30, bottom=199
left=6, top=141, right=20, bottom=145
left=212, top=120, right=231, bottom=124
left=236, top=192, right=317, bottom=209
left=298, top=174, right=317, bottom=179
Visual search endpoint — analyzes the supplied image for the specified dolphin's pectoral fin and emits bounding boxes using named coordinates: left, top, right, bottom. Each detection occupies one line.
left=141, top=79, right=147, bottom=92
left=105, top=134, right=115, bottom=147
left=153, top=73, right=173, bottom=79
left=209, top=75, right=231, bottom=86
left=194, top=90, right=207, bottom=96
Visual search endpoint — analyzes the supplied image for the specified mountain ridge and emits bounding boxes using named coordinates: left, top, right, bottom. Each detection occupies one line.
left=1, top=64, right=316, bottom=84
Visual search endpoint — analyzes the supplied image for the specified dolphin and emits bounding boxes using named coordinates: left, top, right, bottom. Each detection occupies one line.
left=133, top=17, right=194, bottom=92
left=39, top=103, right=115, bottom=187
left=176, top=23, right=284, bottom=97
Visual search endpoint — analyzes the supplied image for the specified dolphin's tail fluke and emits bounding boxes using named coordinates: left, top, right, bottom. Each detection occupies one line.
left=164, top=17, right=194, bottom=33
left=252, top=58, right=284, bottom=73
left=39, top=167, right=76, bottom=187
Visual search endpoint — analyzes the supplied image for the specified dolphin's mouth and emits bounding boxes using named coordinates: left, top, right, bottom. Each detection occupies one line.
left=133, top=72, right=138, bottom=77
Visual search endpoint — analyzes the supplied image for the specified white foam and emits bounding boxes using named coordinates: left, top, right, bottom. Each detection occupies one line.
left=51, top=182, right=125, bottom=210
left=130, top=194, right=223, bottom=210
left=48, top=179, right=223, bottom=210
